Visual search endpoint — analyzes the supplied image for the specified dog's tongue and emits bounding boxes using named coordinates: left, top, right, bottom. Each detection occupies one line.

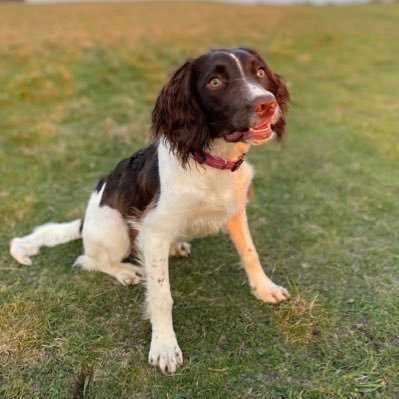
left=224, top=131, right=245, bottom=142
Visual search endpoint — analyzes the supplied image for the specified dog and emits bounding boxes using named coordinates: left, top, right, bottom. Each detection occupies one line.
left=10, top=48, right=290, bottom=374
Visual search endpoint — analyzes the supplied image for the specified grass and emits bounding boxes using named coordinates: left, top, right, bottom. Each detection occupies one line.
left=1, top=2, right=399, bottom=398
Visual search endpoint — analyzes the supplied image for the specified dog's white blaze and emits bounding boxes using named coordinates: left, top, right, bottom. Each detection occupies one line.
left=227, top=51, right=274, bottom=101
left=227, top=52, right=245, bottom=77
left=249, top=84, right=274, bottom=99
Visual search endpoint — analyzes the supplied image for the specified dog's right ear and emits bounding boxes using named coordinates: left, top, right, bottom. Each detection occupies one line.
left=151, top=60, right=210, bottom=167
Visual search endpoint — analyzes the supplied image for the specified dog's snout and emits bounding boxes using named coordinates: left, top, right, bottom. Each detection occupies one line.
left=254, top=95, right=277, bottom=116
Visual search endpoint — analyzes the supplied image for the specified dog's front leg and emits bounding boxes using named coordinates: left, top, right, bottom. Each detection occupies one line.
left=141, top=224, right=183, bottom=374
left=226, top=210, right=289, bottom=304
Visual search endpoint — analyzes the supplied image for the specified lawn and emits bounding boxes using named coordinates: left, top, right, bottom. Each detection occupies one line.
left=1, top=2, right=399, bottom=398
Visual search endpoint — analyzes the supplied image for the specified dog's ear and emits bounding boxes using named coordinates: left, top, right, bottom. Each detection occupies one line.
left=151, top=60, right=210, bottom=167
left=265, top=69, right=290, bottom=140
left=239, top=48, right=290, bottom=140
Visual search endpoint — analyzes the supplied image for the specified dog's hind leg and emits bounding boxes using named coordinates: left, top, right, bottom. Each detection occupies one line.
left=74, top=188, right=144, bottom=285
left=74, top=254, right=143, bottom=286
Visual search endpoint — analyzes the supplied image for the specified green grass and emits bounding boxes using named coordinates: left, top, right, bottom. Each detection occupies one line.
left=1, top=3, right=399, bottom=398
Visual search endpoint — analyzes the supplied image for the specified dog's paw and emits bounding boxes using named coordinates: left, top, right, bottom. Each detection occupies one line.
left=148, top=334, right=183, bottom=374
left=10, top=238, right=38, bottom=266
left=112, top=263, right=144, bottom=286
left=252, top=282, right=290, bottom=304
left=170, top=241, right=191, bottom=257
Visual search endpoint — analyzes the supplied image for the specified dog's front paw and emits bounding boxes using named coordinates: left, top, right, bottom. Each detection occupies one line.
left=170, top=241, right=191, bottom=257
left=252, top=282, right=290, bottom=304
left=148, top=334, right=183, bottom=374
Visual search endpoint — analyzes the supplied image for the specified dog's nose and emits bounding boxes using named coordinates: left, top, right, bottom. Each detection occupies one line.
left=254, top=95, right=277, bottom=116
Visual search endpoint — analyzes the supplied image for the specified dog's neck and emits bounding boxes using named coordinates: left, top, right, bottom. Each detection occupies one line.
left=209, top=138, right=250, bottom=161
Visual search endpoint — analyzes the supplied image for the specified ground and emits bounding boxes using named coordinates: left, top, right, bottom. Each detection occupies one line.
left=0, top=3, right=398, bottom=398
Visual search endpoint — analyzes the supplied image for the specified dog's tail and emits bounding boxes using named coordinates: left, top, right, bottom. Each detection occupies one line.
left=10, top=219, right=83, bottom=266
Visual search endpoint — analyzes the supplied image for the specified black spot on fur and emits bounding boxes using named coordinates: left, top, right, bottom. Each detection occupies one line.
left=79, top=218, right=84, bottom=235
left=100, top=144, right=160, bottom=219
left=95, top=177, right=106, bottom=193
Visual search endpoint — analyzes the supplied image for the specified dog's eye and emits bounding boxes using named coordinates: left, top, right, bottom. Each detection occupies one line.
left=207, top=77, right=223, bottom=89
left=257, top=68, right=266, bottom=78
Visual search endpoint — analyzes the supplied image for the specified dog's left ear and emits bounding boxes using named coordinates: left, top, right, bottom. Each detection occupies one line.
left=151, top=60, right=210, bottom=167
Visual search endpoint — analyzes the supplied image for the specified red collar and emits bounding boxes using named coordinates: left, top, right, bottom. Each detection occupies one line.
left=193, top=152, right=245, bottom=172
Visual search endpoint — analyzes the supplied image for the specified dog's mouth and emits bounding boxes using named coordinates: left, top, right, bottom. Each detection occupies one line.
left=224, top=122, right=274, bottom=145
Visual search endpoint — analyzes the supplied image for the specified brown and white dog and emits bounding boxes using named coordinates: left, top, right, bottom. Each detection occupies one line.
left=10, top=48, right=290, bottom=373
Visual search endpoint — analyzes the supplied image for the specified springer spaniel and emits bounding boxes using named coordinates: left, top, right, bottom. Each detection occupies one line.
left=10, top=48, right=290, bottom=373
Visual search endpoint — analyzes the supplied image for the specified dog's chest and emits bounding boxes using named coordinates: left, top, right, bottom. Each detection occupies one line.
left=157, top=143, right=253, bottom=239
left=195, top=178, right=237, bottom=216
left=180, top=165, right=253, bottom=238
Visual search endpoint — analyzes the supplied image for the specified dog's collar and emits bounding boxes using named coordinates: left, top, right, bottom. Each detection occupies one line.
left=193, top=152, right=245, bottom=172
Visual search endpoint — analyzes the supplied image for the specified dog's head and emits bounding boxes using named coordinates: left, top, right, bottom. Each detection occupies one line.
left=151, top=48, right=290, bottom=165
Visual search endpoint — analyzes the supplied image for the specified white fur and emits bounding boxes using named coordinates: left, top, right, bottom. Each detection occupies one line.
left=139, top=140, right=248, bottom=373
left=74, top=184, right=143, bottom=285
left=247, top=84, right=274, bottom=101
left=228, top=52, right=245, bottom=77
left=10, top=185, right=143, bottom=285
left=10, top=220, right=82, bottom=265
left=137, top=140, right=285, bottom=374
left=10, top=138, right=289, bottom=374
